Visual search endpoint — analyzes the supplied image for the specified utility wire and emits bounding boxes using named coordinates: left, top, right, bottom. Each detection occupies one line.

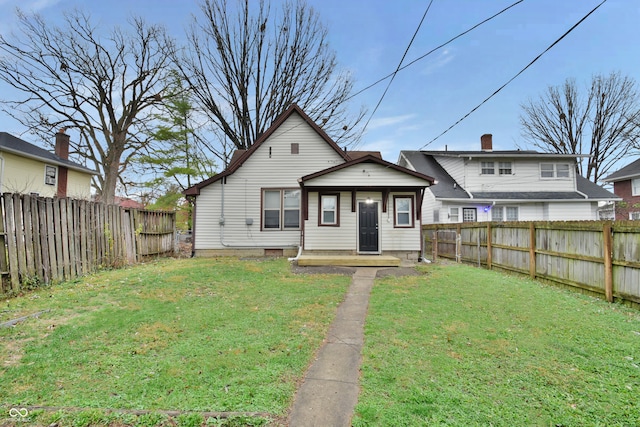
left=358, top=1, right=434, bottom=140
left=346, top=0, right=525, bottom=103
left=419, top=0, right=608, bottom=150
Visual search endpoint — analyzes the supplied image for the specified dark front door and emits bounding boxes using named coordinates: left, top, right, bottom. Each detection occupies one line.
left=359, top=202, right=379, bottom=252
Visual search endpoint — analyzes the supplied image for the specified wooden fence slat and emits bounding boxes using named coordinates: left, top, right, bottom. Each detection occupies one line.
left=4, top=195, right=20, bottom=291
left=45, top=198, right=59, bottom=281
left=0, top=195, right=8, bottom=292
left=0, top=194, right=175, bottom=294
left=13, top=194, right=28, bottom=280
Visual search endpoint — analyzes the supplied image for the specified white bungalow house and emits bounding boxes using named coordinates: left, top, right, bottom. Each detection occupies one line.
left=184, top=105, right=434, bottom=264
left=398, top=134, right=619, bottom=223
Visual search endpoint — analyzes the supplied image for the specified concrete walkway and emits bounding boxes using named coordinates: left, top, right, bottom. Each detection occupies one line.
left=287, top=267, right=377, bottom=427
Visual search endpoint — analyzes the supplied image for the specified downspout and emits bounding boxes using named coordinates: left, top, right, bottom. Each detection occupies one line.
left=189, top=195, right=197, bottom=257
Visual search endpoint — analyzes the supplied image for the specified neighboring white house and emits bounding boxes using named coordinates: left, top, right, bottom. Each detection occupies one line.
left=398, top=134, right=619, bottom=223
left=184, top=105, right=434, bottom=261
left=0, top=130, right=96, bottom=199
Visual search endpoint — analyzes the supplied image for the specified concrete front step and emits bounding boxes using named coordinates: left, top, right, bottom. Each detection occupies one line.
left=296, top=254, right=401, bottom=267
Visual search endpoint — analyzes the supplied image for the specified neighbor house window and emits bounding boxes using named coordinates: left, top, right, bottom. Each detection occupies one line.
left=541, top=163, right=570, bottom=178
left=498, top=162, right=512, bottom=175
left=506, top=206, right=519, bottom=221
left=449, top=207, right=459, bottom=222
left=481, top=161, right=495, bottom=175
left=632, top=178, right=640, bottom=196
left=492, top=206, right=519, bottom=221
left=394, top=196, right=414, bottom=228
left=319, top=194, right=339, bottom=226
left=630, top=211, right=640, bottom=220
left=263, top=189, right=300, bottom=230
left=463, top=208, right=477, bottom=222
left=291, top=143, right=299, bottom=154
left=44, top=165, right=57, bottom=186
left=491, top=206, right=503, bottom=222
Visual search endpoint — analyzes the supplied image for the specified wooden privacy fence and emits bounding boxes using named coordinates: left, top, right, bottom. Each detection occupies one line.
left=0, top=193, right=176, bottom=294
left=424, top=221, right=640, bottom=308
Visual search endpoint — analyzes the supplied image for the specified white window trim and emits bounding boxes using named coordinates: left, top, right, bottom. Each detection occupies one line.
left=540, top=163, right=571, bottom=179
left=632, top=178, right=640, bottom=196
left=480, top=161, right=495, bottom=175
left=394, top=196, right=414, bottom=228
left=44, top=164, right=57, bottom=186
left=319, top=194, right=339, bottom=226
left=449, top=207, right=460, bottom=222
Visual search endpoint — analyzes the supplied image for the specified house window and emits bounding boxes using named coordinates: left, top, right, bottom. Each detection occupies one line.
left=263, top=189, right=300, bottom=230
left=319, top=194, right=339, bottom=226
left=481, top=161, right=495, bottom=175
left=491, top=206, right=518, bottom=221
left=449, top=207, right=459, bottom=222
left=491, top=206, right=503, bottom=221
left=498, top=162, right=512, bottom=175
left=630, top=212, right=640, bottom=220
left=632, top=178, right=640, bottom=196
left=463, top=208, right=477, bottom=222
left=394, top=196, right=414, bottom=228
left=556, top=164, right=570, bottom=178
left=433, top=210, right=440, bottom=223
left=44, top=165, right=57, bottom=186
left=541, top=163, right=570, bottom=178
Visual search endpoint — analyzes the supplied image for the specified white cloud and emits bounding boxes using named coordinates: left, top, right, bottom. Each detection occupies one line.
left=421, top=48, right=455, bottom=75
left=367, top=113, right=416, bottom=130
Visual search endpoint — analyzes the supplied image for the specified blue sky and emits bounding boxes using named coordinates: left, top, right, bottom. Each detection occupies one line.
left=0, top=0, right=638, bottom=164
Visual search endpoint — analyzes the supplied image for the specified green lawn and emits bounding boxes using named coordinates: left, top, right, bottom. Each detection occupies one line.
left=354, top=263, right=640, bottom=427
left=2, top=259, right=640, bottom=427
left=1, top=258, right=351, bottom=426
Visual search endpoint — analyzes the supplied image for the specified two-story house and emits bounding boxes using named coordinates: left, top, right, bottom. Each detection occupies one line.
left=0, top=130, right=96, bottom=199
left=398, top=134, right=619, bottom=223
left=602, top=158, right=640, bottom=220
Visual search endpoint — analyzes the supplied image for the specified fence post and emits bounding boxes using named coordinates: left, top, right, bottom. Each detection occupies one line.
left=486, top=223, right=492, bottom=270
left=456, top=223, right=462, bottom=263
left=433, top=229, right=438, bottom=261
left=603, top=222, right=613, bottom=303
left=529, top=222, right=536, bottom=279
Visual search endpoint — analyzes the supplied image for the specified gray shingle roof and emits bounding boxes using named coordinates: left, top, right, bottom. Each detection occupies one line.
left=0, top=132, right=96, bottom=174
left=602, top=157, right=640, bottom=182
left=400, top=151, right=470, bottom=199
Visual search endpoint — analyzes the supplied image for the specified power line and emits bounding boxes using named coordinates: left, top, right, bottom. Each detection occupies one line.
left=419, top=0, right=608, bottom=150
left=346, top=0, right=525, bottom=103
left=357, top=1, right=435, bottom=141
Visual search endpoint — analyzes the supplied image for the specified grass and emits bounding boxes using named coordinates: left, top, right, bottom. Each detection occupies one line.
left=0, top=257, right=352, bottom=425
left=353, top=263, right=640, bottom=426
left=3, top=258, right=640, bottom=426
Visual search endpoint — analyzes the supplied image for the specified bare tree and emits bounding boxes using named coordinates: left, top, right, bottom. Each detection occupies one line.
left=176, top=0, right=364, bottom=165
left=520, top=72, right=640, bottom=183
left=0, top=9, right=174, bottom=203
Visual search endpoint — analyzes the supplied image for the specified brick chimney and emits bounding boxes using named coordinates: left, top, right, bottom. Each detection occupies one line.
left=54, top=128, right=69, bottom=197
left=481, top=134, right=493, bottom=151
left=55, top=128, right=70, bottom=160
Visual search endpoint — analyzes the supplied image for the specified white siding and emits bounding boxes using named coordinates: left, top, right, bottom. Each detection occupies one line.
left=544, top=202, right=598, bottom=221
left=304, top=190, right=422, bottom=252
left=194, top=112, right=346, bottom=250
left=425, top=200, right=597, bottom=223
left=462, top=158, right=576, bottom=193
left=304, top=162, right=430, bottom=187
left=436, top=157, right=465, bottom=186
